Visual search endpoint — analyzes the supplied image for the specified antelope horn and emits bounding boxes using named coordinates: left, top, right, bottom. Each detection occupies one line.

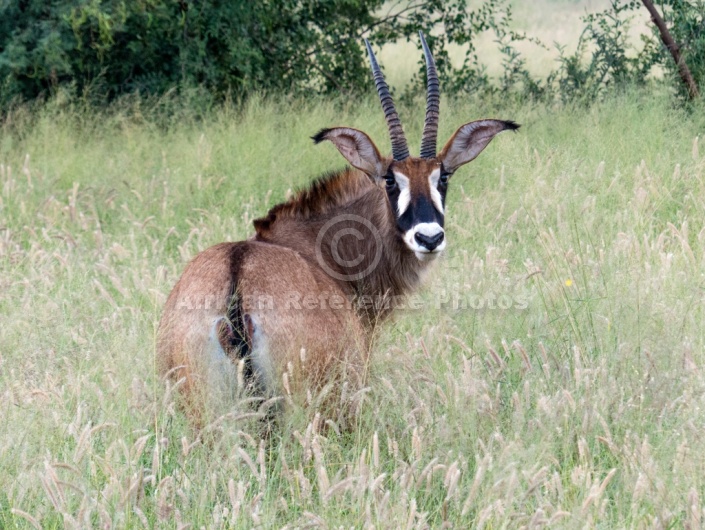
left=419, top=31, right=440, bottom=159
left=364, top=39, right=410, bottom=161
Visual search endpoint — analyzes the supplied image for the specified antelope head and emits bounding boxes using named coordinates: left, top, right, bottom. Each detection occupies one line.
left=314, top=32, right=519, bottom=262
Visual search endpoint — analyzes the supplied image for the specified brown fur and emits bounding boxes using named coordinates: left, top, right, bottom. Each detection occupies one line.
left=254, top=165, right=432, bottom=308
left=394, top=157, right=442, bottom=199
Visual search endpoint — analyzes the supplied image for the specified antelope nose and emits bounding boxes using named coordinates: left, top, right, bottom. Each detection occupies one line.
left=414, top=231, right=444, bottom=251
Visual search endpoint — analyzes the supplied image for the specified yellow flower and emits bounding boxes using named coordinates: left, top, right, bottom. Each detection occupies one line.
left=565, top=279, right=573, bottom=287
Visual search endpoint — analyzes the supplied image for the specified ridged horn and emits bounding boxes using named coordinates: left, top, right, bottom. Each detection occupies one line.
left=364, top=39, right=410, bottom=161
left=419, top=31, right=440, bottom=159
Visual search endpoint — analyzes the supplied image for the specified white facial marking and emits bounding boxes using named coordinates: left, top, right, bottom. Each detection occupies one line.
left=394, top=171, right=410, bottom=218
left=428, top=168, right=444, bottom=214
left=403, top=222, right=446, bottom=261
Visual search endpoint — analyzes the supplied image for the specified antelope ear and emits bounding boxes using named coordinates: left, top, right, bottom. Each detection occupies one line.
left=438, top=120, right=519, bottom=174
left=313, top=127, right=386, bottom=178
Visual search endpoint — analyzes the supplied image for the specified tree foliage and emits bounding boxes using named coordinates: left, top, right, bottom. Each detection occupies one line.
left=657, top=0, right=705, bottom=98
left=552, top=0, right=705, bottom=102
left=0, top=0, right=519, bottom=108
left=1, top=0, right=705, bottom=109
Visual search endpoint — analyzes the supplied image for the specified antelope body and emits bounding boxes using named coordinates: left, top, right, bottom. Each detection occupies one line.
left=157, top=34, right=518, bottom=426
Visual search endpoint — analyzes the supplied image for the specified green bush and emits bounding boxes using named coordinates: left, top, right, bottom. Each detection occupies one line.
left=551, top=1, right=658, bottom=103
left=552, top=0, right=705, bottom=103
left=0, top=1, right=371, bottom=104
left=2, top=0, right=705, bottom=109
left=0, top=0, right=516, bottom=109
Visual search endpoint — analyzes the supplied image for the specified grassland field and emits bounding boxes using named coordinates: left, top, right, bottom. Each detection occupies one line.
left=2, top=1, right=705, bottom=528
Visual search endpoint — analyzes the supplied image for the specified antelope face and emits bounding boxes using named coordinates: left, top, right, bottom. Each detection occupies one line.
left=314, top=119, right=518, bottom=262
left=313, top=32, right=518, bottom=263
left=385, top=158, right=446, bottom=260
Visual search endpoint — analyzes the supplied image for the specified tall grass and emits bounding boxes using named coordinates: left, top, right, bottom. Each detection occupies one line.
left=1, top=89, right=704, bottom=527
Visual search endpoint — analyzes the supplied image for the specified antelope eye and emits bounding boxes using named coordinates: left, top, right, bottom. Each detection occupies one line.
left=439, top=173, right=449, bottom=185
left=385, top=175, right=396, bottom=188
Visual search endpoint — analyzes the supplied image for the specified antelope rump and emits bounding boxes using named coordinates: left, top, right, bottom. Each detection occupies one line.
left=156, top=33, right=519, bottom=427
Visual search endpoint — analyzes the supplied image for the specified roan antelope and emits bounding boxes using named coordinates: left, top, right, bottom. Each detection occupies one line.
left=157, top=33, right=518, bottom=427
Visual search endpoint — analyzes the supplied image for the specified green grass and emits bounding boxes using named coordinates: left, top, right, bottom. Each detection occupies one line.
left=1, top=88, right=705, bottom=528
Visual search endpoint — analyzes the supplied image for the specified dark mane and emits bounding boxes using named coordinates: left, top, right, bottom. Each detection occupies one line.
left=253, top=168, right=375, bottom=237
